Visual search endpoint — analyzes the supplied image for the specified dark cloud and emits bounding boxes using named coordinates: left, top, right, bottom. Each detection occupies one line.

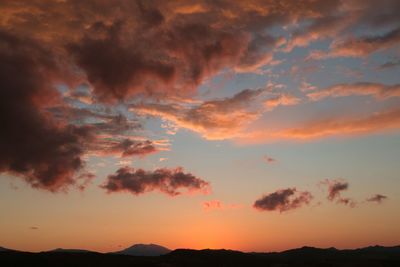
left=68, top=21, right=176, bottom=102
left=101, top=166, right=210, bottom=196
left=367, top=194, right=388, bottom=204
left=326, top=180, right=348, bottom=200
left=253, top=188, right=313, bottom=212
left=378, top=59, right=400, bottom=70
left=107, top=139, right=158, bottom=157
left=0, top=30, right=93, bottom=192
left=1, top=0, right=400, bottom=192
left=263, top=155, right=276, bottom=163
left=0, top=0, right=350, bottom=103
left=49, top=105, right=159, bottom=158
left=322, top=179, right=357, bottom=207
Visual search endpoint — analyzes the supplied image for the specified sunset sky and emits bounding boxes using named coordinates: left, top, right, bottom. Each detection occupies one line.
left=1, top=0, right=400, bottom=253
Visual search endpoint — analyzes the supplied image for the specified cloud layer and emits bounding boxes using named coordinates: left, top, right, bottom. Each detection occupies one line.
left=1, top=0, right=400, bottom=192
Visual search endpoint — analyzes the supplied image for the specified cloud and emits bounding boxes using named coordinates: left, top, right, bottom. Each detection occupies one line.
left=202, top=200, right=243, bottom=211
left=253, top=188, right=313, bottom=212
left=321, top=179, right=356, bottom=207
left=68, top=21, right=177, bottom=102
left=236, top=107, right=400, bottom=143
left=98, top=139, right=158, bottom=157
left=0, top=0, right=353, bottom=100
left=378, top=59, right=400, bottom=70
left=281, top=108, right=400, bottom=140
left=49, top=106, right=163, bottom=159
left=264, top=93, right=301, bottom=111
left=0, top=30, right=94, bottom=192
left=332, top=27, right=400, bottom=57
left=202, top=200, right=223, bottom=211
left=101, top=166, right=210, bottom=196
left=284, top=15, right=353, bottom=51
left=2, top=0, right=400, bottom=192
left=367, top=194, right=388, bottom=204
left=307, top=82, right=400, bottom=101
left=309, top=27, right=400, bottom=59
left=263, top=155, right=277, bottom=164
left=133, top=88, right=266, bottom=140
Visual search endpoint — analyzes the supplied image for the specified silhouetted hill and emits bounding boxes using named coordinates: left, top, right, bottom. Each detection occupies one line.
left=1, top=245, right=399, bottom=267
left=46, top=248, right=95, bottom=253
left=0, top=247, right=14, bottom=252
left=113, top=243, right=171, bottom=256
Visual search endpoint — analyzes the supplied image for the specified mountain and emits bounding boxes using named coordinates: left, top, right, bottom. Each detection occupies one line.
left=1, top=245, right=399, bottom=267
left=46, top=248, right=95, bottom=253
left=113, top=243, right=171, bottom=256
left=0, top=246, right=14, bottom=252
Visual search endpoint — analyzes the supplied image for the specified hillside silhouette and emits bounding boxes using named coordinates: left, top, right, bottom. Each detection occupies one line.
left=1, top=245, right=399, bottom=267
left=112, top=243, right=171, bottom=256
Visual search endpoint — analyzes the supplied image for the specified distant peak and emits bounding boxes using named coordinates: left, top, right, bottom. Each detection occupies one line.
left=114, top=243, right=171, bottom=256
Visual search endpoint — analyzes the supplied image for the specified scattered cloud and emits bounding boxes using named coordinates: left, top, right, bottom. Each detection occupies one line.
left=264, top=93, right=301, bottom=111
left=202, top=200, right=223, bottom=211
left=263, top=155, right=277, bottom=164
left=308, top=27, right=400, bottom=59
left=133, top=88, right=266, bottom=140
left=329, top=27, right=400, bottom=58
left=253, top=188, right=313, bottom=212
left=321, top=179, right=356, bottom=207
left=101, top=167, right=210, bottom=196
left=367, top=194, right=388, bottom=204
left=378, top=59, right=400, bottom=70
left=307, top=82, right=400, bottom=101
left=237, top=107, right=400, bottom=143
left=202, top=200, right=244, bottom=211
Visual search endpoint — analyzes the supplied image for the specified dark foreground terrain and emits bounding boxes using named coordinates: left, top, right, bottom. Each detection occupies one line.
left=1, top=245, right=399, bottom=267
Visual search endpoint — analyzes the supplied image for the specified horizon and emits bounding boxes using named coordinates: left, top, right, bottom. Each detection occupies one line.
left=2, top=242, right=399, bottom=254
left=1, top=0, right=399, bottom=254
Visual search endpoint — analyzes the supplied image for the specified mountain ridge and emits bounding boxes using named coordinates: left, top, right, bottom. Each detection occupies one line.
left=1, top=244, right=399, bottom=266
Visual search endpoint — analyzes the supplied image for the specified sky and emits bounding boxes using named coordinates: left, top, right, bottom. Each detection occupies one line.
left=0, top=0, right=400, bottom=253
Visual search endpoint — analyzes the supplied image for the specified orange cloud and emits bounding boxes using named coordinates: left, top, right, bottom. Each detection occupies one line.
left=238, top=108, right=400, bottom=143
left=284, top=15, right=354, bottom=52
left=133, top=88, right=266, bottom=140
left=202, top=200, right=244, bottom=211
left=281, top=108, right=400, bottom=139
left=308, top=82, right=400, bottom=101
left=264, top=93, right=301, bottom=111
left=309, top=27, right=400, bottom=59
